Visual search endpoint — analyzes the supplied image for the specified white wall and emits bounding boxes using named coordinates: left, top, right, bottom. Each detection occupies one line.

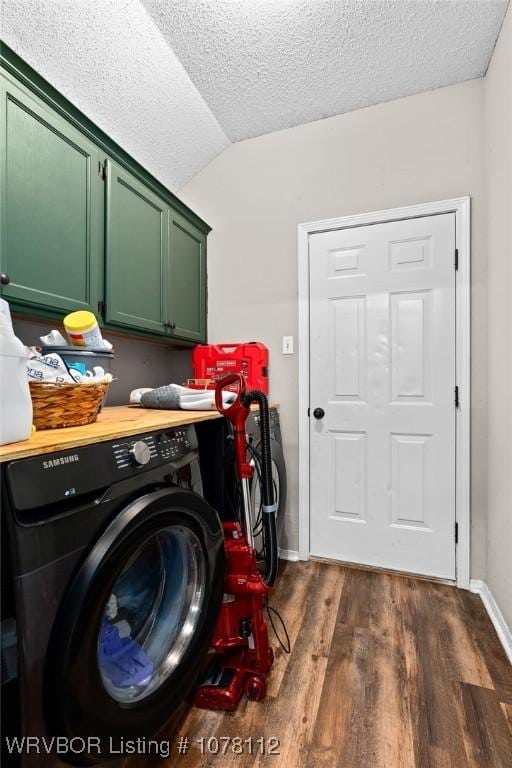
left=484, top=6, right=512, bottom=628
left=180, top=79, right=487, bottom=575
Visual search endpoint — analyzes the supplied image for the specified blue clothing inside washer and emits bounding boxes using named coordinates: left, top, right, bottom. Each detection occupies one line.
left=99, top=618, right=154, bottom=688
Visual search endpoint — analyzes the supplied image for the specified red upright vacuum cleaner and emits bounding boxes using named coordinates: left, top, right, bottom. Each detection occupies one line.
left=194, top=373, right=279, bottom=710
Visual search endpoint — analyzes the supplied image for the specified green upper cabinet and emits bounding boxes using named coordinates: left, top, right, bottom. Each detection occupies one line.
left=0, top=47, right=209, bottom=345
left=105, top=160, right=168, bottom=335
left=106, top=164, right=207, bottom=342
left=169, top=212, right=206, bottom=342
left=0, top=73, right=102, bottom=314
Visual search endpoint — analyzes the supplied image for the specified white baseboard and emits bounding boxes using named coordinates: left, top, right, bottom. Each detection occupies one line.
left=469, top=579, right=512, bottom=664
left=278, top=548, right=300, bottom=562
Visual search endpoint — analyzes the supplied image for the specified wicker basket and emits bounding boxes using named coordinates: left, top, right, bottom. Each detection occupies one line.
left=29, top=381, right=110, bottom=430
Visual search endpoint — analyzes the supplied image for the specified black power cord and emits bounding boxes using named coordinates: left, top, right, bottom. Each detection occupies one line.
left=240, top=390, right=278, bottom=588
left=247, top=443, right=279, bottom=565
left=266, top=599, right=291, bottom=655
left=226, top=426, right=291, bottom=655
left=247, top=443, right=290, bottom=655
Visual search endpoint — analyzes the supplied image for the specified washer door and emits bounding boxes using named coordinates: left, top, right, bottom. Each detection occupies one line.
left=45, top=488, right=224, bottom=763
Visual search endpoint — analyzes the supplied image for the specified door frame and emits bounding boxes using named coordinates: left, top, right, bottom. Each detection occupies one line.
left=298, top=197, right=471, bottom=588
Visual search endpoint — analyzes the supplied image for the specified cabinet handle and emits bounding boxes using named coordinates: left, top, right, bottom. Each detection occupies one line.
left=0, top=273, right=10, bottom=286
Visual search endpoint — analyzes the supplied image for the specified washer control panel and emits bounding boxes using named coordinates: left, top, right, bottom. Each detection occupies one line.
left=156, top=428, right=193, bottom=461
left=111, top=427, right=196, bottom=470
left=112, top=435, right=158, bottom=470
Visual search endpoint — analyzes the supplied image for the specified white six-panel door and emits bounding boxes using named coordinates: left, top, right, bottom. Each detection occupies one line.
left=309, top=213, right=456, bottom=579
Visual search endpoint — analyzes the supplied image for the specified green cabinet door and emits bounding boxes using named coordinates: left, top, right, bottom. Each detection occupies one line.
left=169, top=212, right=206, bottom=342
left=105, top=160, right=168, bottom=334
left=0, top=73, right=103, bottom=314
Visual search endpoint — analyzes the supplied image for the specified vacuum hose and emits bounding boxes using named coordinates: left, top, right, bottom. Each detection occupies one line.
left=241, top=389, right=278, bottom=588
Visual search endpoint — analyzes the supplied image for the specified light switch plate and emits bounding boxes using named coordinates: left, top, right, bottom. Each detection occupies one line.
left=282, top=335, right=294, bottom=355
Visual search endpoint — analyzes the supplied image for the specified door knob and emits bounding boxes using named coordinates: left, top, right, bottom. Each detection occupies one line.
left=313, top=408, right=325, bottom=420
left=0, top=273, right=10, bottom=285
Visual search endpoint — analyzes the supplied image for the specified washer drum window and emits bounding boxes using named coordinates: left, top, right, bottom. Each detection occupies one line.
left=98, top=526, right=205, bottom=703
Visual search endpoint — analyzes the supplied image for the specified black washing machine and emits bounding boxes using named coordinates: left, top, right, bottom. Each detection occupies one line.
left=1, top=425, right=225, bottom=767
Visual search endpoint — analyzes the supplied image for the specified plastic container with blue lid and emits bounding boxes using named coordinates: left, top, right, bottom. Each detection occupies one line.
left=41, top=345, right=114, bottom=378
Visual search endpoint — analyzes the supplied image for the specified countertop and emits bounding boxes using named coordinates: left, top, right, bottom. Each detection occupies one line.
left=0, top=406, right=224, bottom=463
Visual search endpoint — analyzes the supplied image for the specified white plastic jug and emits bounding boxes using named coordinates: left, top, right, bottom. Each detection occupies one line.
left=0, top=298, right=32, bottom=445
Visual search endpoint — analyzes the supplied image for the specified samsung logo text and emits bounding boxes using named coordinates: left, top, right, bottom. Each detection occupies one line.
left=43, top=454, right=80, bottom=469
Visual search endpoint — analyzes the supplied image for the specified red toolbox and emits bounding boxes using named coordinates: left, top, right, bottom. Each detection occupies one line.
left=192, top=342, right=269, bottom=393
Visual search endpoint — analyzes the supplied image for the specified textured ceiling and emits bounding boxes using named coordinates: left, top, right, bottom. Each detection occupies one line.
left=142, top=0, right=509, bottom=142
left=0, top=0, right=229, bottom=190
left=1, top=1, right=509, bottom=189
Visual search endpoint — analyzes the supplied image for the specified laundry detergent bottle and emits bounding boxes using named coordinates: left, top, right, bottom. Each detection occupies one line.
left=0, top=298, right=32, bottom=445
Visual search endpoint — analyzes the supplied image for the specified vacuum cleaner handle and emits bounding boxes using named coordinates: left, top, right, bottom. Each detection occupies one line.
left=215, top=375, right=278, bottom=588
left=215, top=373, right=246, bottom=417
left=215, top=374, right=253, bottom=480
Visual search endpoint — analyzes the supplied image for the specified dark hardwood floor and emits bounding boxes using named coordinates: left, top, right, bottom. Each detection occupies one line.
left=164, top=561, right=512, bottom=767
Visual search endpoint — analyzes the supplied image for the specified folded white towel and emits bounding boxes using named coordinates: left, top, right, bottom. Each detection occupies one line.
left=130, top=384, right=235, bottom=411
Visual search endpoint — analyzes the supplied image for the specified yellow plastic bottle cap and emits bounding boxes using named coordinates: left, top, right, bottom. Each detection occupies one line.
left=64, top=310, right=97, bottom=332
